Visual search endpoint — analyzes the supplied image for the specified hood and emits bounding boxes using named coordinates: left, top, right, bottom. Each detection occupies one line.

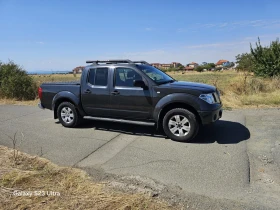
left=159, top=81, right=216, bottom=94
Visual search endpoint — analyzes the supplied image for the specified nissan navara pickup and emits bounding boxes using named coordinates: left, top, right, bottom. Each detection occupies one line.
left=38, top=60, right=222, bottom=142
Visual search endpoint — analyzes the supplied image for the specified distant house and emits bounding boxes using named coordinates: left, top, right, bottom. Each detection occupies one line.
left=151, top=62, right=182, bottom=69
left=185, top=62, right=198, bottom=71
left=223, top=61, right=232, bottom=67
left=161, top=64, right=173, bottom=69
left=171, top=62, right=182, bottom=68
left=151, top=63, right=161, bottom=68
left=72, top=66, right=85, bottom=74
left=216, top=60, right=230, bottom=68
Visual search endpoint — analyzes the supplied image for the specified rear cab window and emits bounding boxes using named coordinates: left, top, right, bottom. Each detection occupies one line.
left=88, top=68, right=108, bottom=86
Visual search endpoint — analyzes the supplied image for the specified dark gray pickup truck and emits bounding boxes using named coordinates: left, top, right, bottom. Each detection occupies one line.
left=38, top=60, right=222, bottom=142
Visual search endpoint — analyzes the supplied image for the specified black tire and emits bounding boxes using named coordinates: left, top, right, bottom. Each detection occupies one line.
left=57, top=102, right=81, bottom=128
left=163, top=108, right=199, bottom=142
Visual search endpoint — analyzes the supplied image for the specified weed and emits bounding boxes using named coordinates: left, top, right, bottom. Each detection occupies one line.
left=2, top=132, right=24, bottom=165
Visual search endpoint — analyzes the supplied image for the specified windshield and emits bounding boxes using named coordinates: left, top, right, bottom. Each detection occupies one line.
left=137, top=65, right=175, bottom=84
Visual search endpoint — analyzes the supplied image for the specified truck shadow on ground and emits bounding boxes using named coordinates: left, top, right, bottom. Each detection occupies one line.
left=70, top=119, right=250, bottom=144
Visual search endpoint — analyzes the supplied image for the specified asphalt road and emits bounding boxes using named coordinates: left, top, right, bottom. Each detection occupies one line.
left=0, top=105, right=279, bottom=208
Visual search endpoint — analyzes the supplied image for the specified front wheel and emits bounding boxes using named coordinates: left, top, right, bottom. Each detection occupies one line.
left=57, top=102, right=81, bottom=128
left=163, top=108, right=199, bottom=142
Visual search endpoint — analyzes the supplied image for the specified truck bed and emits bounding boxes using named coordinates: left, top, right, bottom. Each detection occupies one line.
left=40, top=81, right=81, bottom=110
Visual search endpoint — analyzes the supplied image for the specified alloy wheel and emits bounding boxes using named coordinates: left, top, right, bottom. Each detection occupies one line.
left=168, top=115, right=191, bottom=137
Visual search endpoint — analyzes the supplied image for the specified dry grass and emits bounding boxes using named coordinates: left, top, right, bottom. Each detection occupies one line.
left=0, top=146, right=175, bottom=210
left=30, top=74, right=81, bottom=84
left=0, top=98, right=38, bottom=106
left=1, top=71, right=279, bottom=109
left=170, top=70, right=280, bottom=109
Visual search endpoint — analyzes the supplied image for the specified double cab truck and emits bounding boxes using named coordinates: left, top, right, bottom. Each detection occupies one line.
left=38, top=60, right=222, bottom=142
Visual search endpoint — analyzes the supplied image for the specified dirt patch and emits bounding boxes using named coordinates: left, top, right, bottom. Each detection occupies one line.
left=81, top=167, right=270, bottom=210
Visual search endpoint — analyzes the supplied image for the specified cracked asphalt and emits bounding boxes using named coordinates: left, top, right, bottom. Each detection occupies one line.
left=0, top=105, right=279, bottom=209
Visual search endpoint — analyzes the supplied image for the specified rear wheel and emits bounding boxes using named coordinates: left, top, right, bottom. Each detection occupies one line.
left=163, top=108, right=199, bottom=142
left=57, top=102, right=81, bottom=127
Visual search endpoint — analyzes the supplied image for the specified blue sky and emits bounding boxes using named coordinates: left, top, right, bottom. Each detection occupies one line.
left=1, top=0, right=280, bottom=71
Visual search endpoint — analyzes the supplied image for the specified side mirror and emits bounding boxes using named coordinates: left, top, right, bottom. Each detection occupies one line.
left=133, top=80, right=146, bottom=88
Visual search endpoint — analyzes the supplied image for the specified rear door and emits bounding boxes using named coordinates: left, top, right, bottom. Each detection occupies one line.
left=109, top=67, right=153, bottom=120
left=81, top=67, right=111, bottom=117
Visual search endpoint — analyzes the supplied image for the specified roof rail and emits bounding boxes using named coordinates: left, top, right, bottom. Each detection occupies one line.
left=86, top=60, right=134, bottom=65
left=133, top=61, right=150, bottom=65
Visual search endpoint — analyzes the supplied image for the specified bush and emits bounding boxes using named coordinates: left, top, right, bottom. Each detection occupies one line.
left=195, top=66, right=204, bottom=72
left=0, top=61, right=37, bottom=100
left=250, top=38, right=280, bottom=77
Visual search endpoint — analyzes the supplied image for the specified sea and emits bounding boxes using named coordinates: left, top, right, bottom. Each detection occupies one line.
left=27, top=70, right=72, bottom=75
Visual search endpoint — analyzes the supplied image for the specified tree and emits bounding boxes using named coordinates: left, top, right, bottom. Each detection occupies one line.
left=235, top=53, right=254, bottom=72
left=250, top=37, right=280, bottom=77
left=198, top=63, right=215, bottom=71
left=195, top=66, right=204, bottom=72
left=205, top=63, right=215, bottom=69
left=177, top=63, right=185, bottom=71
left=230, top=62, right=235, bottom=67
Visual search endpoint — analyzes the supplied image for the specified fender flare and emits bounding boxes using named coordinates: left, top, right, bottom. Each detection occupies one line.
left=52, top=91, right=85, bottom=118
left=153, top=93, right=201, bottom=123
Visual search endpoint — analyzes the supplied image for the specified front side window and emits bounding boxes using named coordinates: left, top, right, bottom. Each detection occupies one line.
left=88, top=68, right=108, bottom=86
left=115, top=68, right=142, bottom=87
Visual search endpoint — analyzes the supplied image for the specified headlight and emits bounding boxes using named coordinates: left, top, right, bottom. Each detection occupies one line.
left=199, top=93, right=215, bottom=104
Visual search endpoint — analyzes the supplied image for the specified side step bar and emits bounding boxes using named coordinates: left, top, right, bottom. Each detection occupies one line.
left=83, top=116, right=155, bottom=126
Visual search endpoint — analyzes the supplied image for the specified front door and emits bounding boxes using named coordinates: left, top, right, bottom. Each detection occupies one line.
left=81, top=67, right=111, bottom=117
left=110, top=67, right=153, bottom=120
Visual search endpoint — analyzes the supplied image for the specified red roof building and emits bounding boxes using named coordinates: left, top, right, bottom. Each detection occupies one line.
left=216, top=60, right=228, bottom=66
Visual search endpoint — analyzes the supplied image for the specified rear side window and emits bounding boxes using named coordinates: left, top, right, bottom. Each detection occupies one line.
left=88, top=68, right=108, bottom=86
left=88, top=69, right=96, bottom=85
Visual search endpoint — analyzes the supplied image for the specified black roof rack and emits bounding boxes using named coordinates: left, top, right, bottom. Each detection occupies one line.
left=133, top=61, right=150, bottom=65
left=86, top=60, right=134, bottom=65
left=86, top=60, right=150, bottom=65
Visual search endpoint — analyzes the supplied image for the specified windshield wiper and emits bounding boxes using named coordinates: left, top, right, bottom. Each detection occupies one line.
left=158, top=80, right=175, bottom=85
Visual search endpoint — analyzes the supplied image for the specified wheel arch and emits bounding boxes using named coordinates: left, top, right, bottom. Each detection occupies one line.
left=52, top=91, right=85, bottom=119
left=153, top=93, right=202, bottom=129
left=157, top=102, right=202, bottom=129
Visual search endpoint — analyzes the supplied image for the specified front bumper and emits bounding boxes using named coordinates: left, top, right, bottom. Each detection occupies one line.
left=38, top=103, right=45, bottom=109
left=198, top=107, right=223, bottom=125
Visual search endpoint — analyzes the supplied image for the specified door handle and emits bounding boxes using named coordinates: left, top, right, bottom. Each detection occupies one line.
left=84, top=89, right=91, bottom=94
left=111, top=90, right=120, bottom=95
